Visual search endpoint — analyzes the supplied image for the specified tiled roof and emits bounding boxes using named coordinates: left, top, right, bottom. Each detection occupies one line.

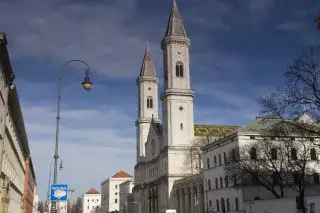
left=164, top=0, right=187, bottom=37
left=194, top=124, right=240, bottom=137
left=85, top=188, right=99, bottom=194
left=139, top=43, right=156, bottom=77
left=112, top=170, right=133, bottom=178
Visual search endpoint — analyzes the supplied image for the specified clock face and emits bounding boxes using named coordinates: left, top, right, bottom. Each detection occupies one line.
left=176, top=50, right=182, bottom=55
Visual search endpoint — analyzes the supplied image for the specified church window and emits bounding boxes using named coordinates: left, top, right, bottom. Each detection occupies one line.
left=147, top=96, right=153, bottom=108
left=175, top=61, right=184, bottom=77
left=180, top=123, right=183, bottom=130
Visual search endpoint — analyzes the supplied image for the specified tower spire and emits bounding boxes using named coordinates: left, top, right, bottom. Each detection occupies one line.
left=164, top=0, right=187, bottom=37
left=139, top=42, right=156, bottom=77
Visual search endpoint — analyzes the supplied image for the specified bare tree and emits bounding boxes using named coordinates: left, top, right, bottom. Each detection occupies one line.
left=183, top=136, right=213, bottom=175
left=260, top=45, right=320, bottom=139
left=256, top=46, right=320, bottom=212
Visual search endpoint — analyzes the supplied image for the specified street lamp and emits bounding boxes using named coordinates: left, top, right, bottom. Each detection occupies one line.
left=51, top=59, right=93, bottom=213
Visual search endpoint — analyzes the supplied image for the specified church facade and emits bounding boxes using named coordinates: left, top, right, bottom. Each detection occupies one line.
left=132, top=1, right=238, bottom=213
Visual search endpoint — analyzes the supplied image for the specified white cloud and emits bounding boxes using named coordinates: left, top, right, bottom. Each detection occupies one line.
left=21, top=100, right=136, bottom=199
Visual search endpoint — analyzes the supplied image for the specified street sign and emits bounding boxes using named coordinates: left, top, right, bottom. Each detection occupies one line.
left=50, top=184, right=68, bottom=201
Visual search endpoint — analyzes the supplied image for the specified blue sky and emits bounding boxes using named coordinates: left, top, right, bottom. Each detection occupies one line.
left=0, top=0, right=319, bottom=201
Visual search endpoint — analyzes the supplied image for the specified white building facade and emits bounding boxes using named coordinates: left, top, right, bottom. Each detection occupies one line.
left=82, top=188, right=101, bottom=213
left=101, top=170, right=133, bottom=213
left=202, top=117, right=320, bottom=213
left=0, top=33, right=31, bottom=213
left=132, top=1, right=238, bottom=213
left=119, top=180, right=134, bottom=213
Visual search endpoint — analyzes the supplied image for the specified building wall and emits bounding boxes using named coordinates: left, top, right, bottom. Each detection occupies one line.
left=23, top=156, right=36, bottom=213
left=82, top=194, right=101, bottom=213
left=119, top=181, right=134, bottom=213
left=101, top=177, right=133, bottom=213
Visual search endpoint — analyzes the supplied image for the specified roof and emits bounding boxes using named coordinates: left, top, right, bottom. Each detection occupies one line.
left=164, top=0, right=187, bottom=37
left=194, top=124, right=240, bottom=137
left=85, top=188, right=100, bottom=194
left=139, top=43, right=156, bottom=77
left=112, top=170, right=133, bottom=178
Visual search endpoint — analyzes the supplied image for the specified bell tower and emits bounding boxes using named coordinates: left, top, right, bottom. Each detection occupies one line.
left=161, top=0, right=194, bottom=147
left=135, top=43, right=160, bottom=162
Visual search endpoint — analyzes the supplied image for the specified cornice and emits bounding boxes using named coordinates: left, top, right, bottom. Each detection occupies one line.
left=135, top=117, right=161, bottom=126
left=136, top=76, right=159, bottom=85
left=160, top=88, right=194, bottom=101
left=161, top=36, right=191, bottom=49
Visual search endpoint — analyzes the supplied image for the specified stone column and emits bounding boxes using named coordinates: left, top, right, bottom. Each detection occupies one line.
left=179, top=192, right=184, bottom=213
left=198, top=192, right=204, bottom=213
left=191, top=192, right=196, bottom=213
left=185, top=193, right=190, bottom=213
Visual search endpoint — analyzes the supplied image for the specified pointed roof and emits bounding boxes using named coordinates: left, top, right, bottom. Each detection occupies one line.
left=112, top=170, right=133, bottom=178
left=139, top=42, right=156, bottom=77
left=85, top=188, right=100, bottom=194
left=164, top=0, right=187, bottom=37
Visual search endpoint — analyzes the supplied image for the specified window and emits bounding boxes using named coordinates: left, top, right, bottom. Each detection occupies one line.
left=225, top=176, right=228, bottom=187
left=209, top=200, right=212, bottom=207
left=180, top=123, right=183, bottom=130
left=215, top=178, right=218, bottom=189
left=115, top=185, right=118, bottom=189
left=220, top=177, right=223, bottom=188
left=87, top=206, right=89, bottom=210
left=216, top=199, right=220, bottom=211
left=208, top=179, right=211, bottom=190
left=271, top=148, right=277, bottom=160
left=313, top=173, right=319, bottom=184
left=175, top=62, right=184, bottom=77
left=115, top=199, right=118, bottom=203
left=226, top=199, right=230, bottom=211
left=311, top=148, right=317, bottom=160
left=250, top=147, right=257, bottom=160
left=214, top=156, right=217, bottom=166
left=233, top=175, right=237, bottom=186
left=250, top=136, right=255, bottom=139
left=92, top=199, right=94, bottom=202
left=87, top=199, right=89, bottom=202
left=232, top=149, right=236, bottom=161
left=223, top=152, right=227, bottom=164
left=218, top=154, right=222, bottom=165
left=207, top=158, right=210, bottom=169
left=291, top=148, right=297, bottom=160
left=147, top=97, right=153, bottom=108
left=235, top=198, right=239, bottom=210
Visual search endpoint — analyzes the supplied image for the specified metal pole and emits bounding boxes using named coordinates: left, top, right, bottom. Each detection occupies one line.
left=46, top=159, right=54, bottom=212
left=51, top=60, right=91, bottom=213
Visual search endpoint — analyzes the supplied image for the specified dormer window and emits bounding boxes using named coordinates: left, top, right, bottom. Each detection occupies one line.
left=175, top=62, right=184, bottom=77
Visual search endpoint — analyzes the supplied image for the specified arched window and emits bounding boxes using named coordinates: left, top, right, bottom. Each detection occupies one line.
left=220, top=177, right=223, bottom=188
left=215, top=178, right=218, bottom=189
left=180, top=123, right=183, bottom=130
left=207, top=158, right=210, bottom=169
left=235, top=197, right=239, bottom=210
left=271, top=148, right=277, bottom=160
left=226, top=199, right=230, bottom=211
left=216, top=199, right=220, bottom=211
left=218, top=154, right=222, bottom=165
left=207, top=179, right=211, bottom=190
left=147, top=96, right=153, bottom=108
left=225, top=176, right=228, bottom=187
left=175, top=62, right=184, bottom=77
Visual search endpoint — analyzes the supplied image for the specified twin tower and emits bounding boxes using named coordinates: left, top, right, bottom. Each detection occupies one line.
left=135, top=0, right=195, bottom=163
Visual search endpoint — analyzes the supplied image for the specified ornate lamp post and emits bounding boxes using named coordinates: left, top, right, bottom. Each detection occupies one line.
left=50, top=60, right=93, bottom=213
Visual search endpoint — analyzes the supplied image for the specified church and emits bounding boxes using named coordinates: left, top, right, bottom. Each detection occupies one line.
left=132, top=1, right=238, bottom=213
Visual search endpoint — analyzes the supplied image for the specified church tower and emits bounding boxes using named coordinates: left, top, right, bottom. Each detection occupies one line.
left=136, top=43, right=160, bottom=162
left=161, top=0, right=194, bottom=147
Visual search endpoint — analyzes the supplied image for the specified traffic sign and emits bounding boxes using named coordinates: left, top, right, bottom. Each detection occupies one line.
left=50, top=184, right=68, bottom=201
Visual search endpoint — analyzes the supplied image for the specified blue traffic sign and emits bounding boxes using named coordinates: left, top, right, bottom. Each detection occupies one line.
left=50, top=184, right=68, bottom=201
